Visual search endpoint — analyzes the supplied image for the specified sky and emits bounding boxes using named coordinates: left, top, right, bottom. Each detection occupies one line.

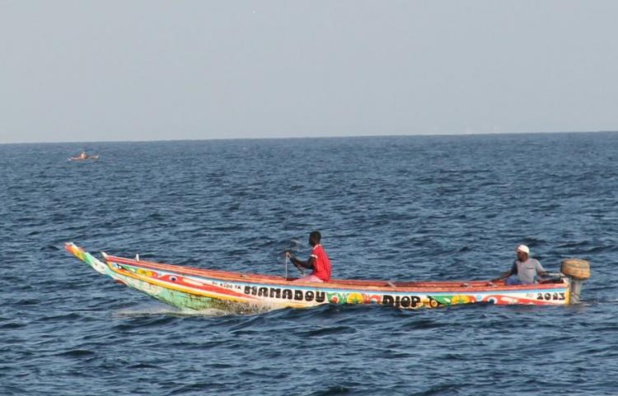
left=1, top=1, right=617, bottom=144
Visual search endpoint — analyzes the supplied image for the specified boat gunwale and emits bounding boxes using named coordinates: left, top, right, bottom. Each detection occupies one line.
left=104, top=254, right=570, bottom=294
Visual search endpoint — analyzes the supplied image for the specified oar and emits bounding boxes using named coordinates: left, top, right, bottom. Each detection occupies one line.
left=284, top=251, right=304, bottom=280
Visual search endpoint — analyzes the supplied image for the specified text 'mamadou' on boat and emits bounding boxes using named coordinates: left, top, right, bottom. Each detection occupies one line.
left=65, top=243, right=590, bottom=314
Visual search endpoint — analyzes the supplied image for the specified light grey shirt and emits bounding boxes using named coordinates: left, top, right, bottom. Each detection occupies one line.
left=511, top=258, right=545, bottom=284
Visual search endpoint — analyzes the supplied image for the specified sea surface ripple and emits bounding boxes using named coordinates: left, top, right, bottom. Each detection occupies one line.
left=1, top=133, right=617, bottom=395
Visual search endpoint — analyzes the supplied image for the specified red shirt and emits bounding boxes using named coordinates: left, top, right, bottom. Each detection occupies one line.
left=310, top=244, right=332, bottom=282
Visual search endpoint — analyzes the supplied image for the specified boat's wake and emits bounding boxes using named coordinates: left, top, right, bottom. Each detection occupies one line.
left=113, top=305, right=232, bottom=317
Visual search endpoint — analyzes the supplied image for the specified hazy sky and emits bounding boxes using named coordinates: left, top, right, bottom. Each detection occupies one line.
left=1, top=1, right=617, bottom=144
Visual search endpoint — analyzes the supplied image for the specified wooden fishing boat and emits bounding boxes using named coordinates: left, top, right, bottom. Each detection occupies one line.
left=65, top=243, right=590, bottom=313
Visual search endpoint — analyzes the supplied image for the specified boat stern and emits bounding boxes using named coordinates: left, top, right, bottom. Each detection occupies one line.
left=561, top=259, right=591, bottom=304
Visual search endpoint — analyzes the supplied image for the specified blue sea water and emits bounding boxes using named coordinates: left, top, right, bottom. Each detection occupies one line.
left=1, top=132, right=617, bottom=396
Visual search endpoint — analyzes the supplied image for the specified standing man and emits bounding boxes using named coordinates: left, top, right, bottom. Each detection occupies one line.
left=496, top=245, right=547, bottom=285
left=286, top=230, right=332, bottom=282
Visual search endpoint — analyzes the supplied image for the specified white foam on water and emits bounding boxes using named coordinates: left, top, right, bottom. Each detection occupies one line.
left=113, top=304, right=232, bottom=317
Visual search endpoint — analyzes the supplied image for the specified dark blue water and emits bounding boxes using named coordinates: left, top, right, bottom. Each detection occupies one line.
left=1, top=133, right=617, bottom=395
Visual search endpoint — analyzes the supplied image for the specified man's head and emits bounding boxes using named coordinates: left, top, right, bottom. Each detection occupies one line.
left=516, top=244, right=530, bottom=260
left=309, top=231, right=321, bottom=246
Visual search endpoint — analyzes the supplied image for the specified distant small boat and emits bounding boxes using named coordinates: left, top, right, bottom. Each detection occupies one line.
left=65, top=243, right=591, bottom=314
left=68, top=152, right=99, bottom=161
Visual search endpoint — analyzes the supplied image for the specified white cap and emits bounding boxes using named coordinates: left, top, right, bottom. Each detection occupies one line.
left=516, top=245, right=530, bottom=254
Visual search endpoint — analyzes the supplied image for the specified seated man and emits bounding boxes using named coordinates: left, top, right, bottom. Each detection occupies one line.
left=496, top=245, right=547, bottom=285
left=286, top=230, right=332, bottom=282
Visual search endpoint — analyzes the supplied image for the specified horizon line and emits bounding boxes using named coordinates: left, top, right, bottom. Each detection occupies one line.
left=1, top=129, right=616, bottom=146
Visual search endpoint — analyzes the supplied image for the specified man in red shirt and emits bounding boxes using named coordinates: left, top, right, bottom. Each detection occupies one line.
left=287, top=231, right=332, bottom=282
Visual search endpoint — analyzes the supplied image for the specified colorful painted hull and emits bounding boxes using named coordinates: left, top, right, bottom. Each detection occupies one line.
left=65, top=243, right=575, bottom=313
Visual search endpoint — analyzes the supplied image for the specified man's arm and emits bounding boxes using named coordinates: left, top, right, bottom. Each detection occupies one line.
left=288, top=253, right=315, bottom=270
left=494, top=270, right=513, bottom=281
left=536, top=260, right=547, bottom=277
left=493, top=262, right=517, bottom=281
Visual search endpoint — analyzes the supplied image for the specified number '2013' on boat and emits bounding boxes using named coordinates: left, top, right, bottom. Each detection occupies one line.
left=65, top=243, right=590, bottom=314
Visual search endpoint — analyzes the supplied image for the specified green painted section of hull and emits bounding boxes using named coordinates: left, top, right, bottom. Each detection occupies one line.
left=118, top=274, right=274, bottom=314
left=67, top=244, right=276, bottom=314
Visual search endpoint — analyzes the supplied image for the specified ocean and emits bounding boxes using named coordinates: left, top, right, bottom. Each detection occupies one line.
left=1, top=132, right=616, bottom=395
